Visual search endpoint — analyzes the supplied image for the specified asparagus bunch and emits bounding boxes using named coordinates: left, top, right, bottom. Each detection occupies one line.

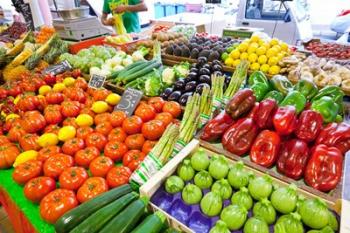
left=211, top=73, right=225, bottom=101
left=224, top=60, right=249, bottom=100
left=179, top=93, right=201, bottom=143
left=152, top=123, right=179, bottom=164
left=199, top=85, right=212, bottom=116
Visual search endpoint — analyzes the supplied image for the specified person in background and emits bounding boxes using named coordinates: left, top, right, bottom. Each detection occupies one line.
left=101, top=0, right=147, bottom=33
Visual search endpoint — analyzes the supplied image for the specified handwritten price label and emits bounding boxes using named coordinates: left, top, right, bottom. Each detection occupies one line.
left=114, top=88, right=143, bottom=116
left=43, top=60, right=72, bottom=75
left=88, top=74, right=106, bottom=89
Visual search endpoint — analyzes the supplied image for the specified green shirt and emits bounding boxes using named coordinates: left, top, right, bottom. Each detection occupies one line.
left=103, top=0, right=141, bottom=33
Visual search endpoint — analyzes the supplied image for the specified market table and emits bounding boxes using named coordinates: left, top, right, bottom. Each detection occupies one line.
left=0, top=169, right=54, bottom=233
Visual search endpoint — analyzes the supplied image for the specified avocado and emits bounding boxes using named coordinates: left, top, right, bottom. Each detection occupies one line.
left=165, top=45, right=174, bottom=55
left=174, top=46, right=182, bottom=56
left=181, top=46, right=191, bottom=57
left=198, top=49, right=211, bottom=58
left=190, top=48, right=199, bottom=59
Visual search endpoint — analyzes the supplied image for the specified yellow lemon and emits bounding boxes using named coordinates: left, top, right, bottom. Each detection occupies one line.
left=256, top=46, right=266, bottom=56
left=233, top=59, right=241, bottom=67
left=258, top=55, right=268, bottom=65
left=63, top=77, right=76, bottom=87
left=76, top=114, right=94, bottom=127
left=250, top=35, right=260, bottom=43
left=13, top=150, right=38, bottom=167
left=92, top=101, right=109, bottom=114
left=268, top=57, right=279, bottom=66
left=14, top=96, right=21, bottom=105
left=39, top=85, right=52, bottom=95
left=266, top=48, right=278, bottom=58
left=58, top=126, right=76, bottom=141
left=53, top=83, right=66, bottom=92
left=270, top=38, right=279, bottom=46
left=225, top=57, right=234, bottom=66
left=272, top=45, right=281, bottom=53
left=248, top=53, right=258, bottom=63
left=268, top=65, right=281, bottom=75
left=280, top=42, right=289, bottom=51
left=247, top=46, right=257, bottom=54
left=240, top=52, right=249, bottom=60
left=249, top=42, right=259, bottom=48
left=250, top=63, right=260, bottom=71
left=261, top=43, right=271, bottom=50
left=230, top=50, right=240, bottom=59
left=238, top=43, right=249, bottom=52
left=276, top=53, right=284, bottom=61
left=105, top=93, right=121, bottom=105
left=5, top=113, right=20, bottom=121
left=38, top=133, right=58, bottom=147
left=260, top=64, right=270, bottom=73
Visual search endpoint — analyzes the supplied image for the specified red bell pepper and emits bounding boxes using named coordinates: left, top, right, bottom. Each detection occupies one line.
left=295, top=110, right=323, bottom=142
left=247, top=102, right=260, bottom=119
left=200, top=111, right=234, bottom=142
left=273, top=106, right=297, bottom=136
left=276, top=138, right=310, bottom=180
left=304, top=144, right=343, bottom=192
left=316, top=122, right=350, bottom=146
left=253, top=98, right=277, bottom=129
left=225, top=89, right=256, bottom=120
left=335, top=138, right=350, bottom=154
left=250, top=130, right=281, bottom=167
left=222, top=118, right=258, bottom=156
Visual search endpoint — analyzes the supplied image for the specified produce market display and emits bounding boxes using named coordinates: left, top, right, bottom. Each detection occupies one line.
left=0, top=20, right=349, bottom=233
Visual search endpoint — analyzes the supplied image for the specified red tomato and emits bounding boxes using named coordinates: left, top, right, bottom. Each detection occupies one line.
left=21, top=111, right=46, bottom=133
left=76, top=127, right=94, bottom=140
left=61, top=101, right=81, bottom=118
left=0, top=135, right=9, bottom=144
left=62, top=138, right=85, bottom=156
left=89, top=156, right=114, bottom=177
left=77, top=177, right=108, bottom=203
left=91, top=89, right=110, bottom=101
left=17, top=95, right=40, bottom=112
left=106, top=166, right=131, bottom=188
left=79, top=107, right=95, bottom=118
left=37, top=145, right=61, bottom=162
left=142, top=120, right=165, bottom=140
left=12, top=160, right=43, bottom=185
left=104, top=141, right=128, bottom=161
left=125, top=134, right=145, bottom=150
left=74, top=77, right=88, bottom=90
left=155, top=112, right=173, bottom=126
left=162, top=101, right=181, bottom=118
left=95, top=122, right=113, bottom=136
left=94, top=113, right=111, bottom=125
left=64, top=87, right=86, bottom=103
left=122, top=116, right=143, bottom=134
left=0, top=143, right=20, bottom=169
left=62, top=117, right=79, bottom=128
left=44, top=124, right=60, bottom=135
left=148, top=97, right=165, bottom=113
left=59, top=167, right=89, bottom=191
left=44, top=105, right=62, bottom=125
left=24, top=176, right=56, bottom=203
left=46, top=91, right=64, bottom=104
left=40, top=189, right=78, bottom=223
left=75, top=146, right=100, bottom=168
left=110, top=111, right=127, bottom=127
left=85, top=132, right=107, bottom=151
left=43, top=153, right=74, bottom=179
left=122, top=150, right=146, bottom=171
left=135, top=104, right=156, bottom=122
left=142, top=140, right=157, bottom=155
left=108, top=127, right=127, bottom=142
left=8, top=124, right=26, bottom=142
left=19, top=134, right=40, bottom=151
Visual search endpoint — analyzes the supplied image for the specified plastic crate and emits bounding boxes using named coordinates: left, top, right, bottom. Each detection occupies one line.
left=154, top=3, right=165, bottom=19
left=176, top=4, right=186, bottom=14
left=69, top=36, right=106, bottom=54
left=165, top=4, right=176, bottom=16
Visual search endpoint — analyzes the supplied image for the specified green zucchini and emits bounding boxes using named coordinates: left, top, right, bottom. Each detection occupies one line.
left=122, top=61, right=162, bottom=83
left=99, top=197, right=149, bottom=233
left=118, top=60, right=157, bottom=81
left=70, top=192, right=139, bottom=233
left=109, top=60, right=147, bottom=79
left=54, top=184, right=132, bottom=233
left=131, top=211, right=166, bottom=233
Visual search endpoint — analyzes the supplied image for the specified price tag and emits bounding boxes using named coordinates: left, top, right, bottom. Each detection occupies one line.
left=88, top=74, right=106, bottom=89
left=43, top=60, right=72, bottom=75
left=114, top=88, right=143, bottom=116
left=341, top=153, right=350, bottom=232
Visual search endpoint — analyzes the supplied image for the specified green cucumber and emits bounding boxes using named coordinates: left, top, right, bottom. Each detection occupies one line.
left=99, top=197, right=149, bottom=233
left=131, top=211, right=166, bottom=233
left=118, top=60, right=156, bottom=80
left=122, top=61, right=162, bottom=83
left=70, top=192, right=139, bottom=233
left=54, top=184, right=132, bottom=233
left=109, top=60, right=146, bottom=79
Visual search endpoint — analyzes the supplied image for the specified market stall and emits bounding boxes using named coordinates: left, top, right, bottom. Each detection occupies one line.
left=0, top=18, right=350, bottom=233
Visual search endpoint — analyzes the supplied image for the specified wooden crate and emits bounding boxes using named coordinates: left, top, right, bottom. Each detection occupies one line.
left=140, top=139, right=340, bottom=232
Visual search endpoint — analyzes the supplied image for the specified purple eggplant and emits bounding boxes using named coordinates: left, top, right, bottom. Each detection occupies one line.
left=190, top=68, right=199, bottom=73
left=185, top=81, right=197, bottom=92
left=196, top=83, right=210, bottom=94
left=199, top=75, right=211, bottom=84
left=197, top=57, right=207, bottom=66
left=174, top=79, right=186, bottom=90
left=160, top=87, right=174, bottom=100
left=168, top=91, right=182, bottom=101
left=187, top=72, right=198, bottom=81
left=179, top=92, right=193, bottom=106
left=212, top=64, right=223, bottom=72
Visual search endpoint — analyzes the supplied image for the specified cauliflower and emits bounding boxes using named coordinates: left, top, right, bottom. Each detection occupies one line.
left=162, top=67, right=176, bottom=85
left=132, top=51, right=144, bottom=62
left=122, top=58, right=133, bottom=67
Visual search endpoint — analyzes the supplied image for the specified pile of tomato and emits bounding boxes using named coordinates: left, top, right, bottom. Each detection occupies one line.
left=305, top=41, right=350, bottom=59
left=0, top=71, right=182, bottom=224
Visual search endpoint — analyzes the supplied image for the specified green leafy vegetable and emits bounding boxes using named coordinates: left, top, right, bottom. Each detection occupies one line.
left=211, top=179, right=232, bottom=200
left=182, top=184, right=202, bottom=205
left=194, top=170, right=213, bottom=189
left=231, top=187, right=253, bottom=210
left=220, top=204, right=247, bottom=230
left=165, top=175, right=184, bottom=194
left=200, top=191, right=223, bottom=217
left=144, top=69, right=164, bottom=96
left=252, top=198, right=276, bottom=224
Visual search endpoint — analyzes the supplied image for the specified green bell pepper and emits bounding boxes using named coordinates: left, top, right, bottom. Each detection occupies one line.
left=251, top=83, right=270, bottom=101
left=270, top=75, right=293, bottom=96
left=311, top=96, right=339, bottom=123
left=263, top=90, right=284, bottom=104
left=311, top=86, right=344, bottom=113
left=248, top=71, right=269, bottom=87
left=280, top=90, right=307, bottom=114
left=293, top=79, right=318, bottom=101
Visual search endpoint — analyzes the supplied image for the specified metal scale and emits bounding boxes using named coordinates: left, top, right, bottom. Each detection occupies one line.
left=52, top=0, right=111, bottom=41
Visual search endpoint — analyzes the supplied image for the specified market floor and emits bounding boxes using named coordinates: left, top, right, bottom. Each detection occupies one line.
left=0, top=207, right=14, bottom=233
